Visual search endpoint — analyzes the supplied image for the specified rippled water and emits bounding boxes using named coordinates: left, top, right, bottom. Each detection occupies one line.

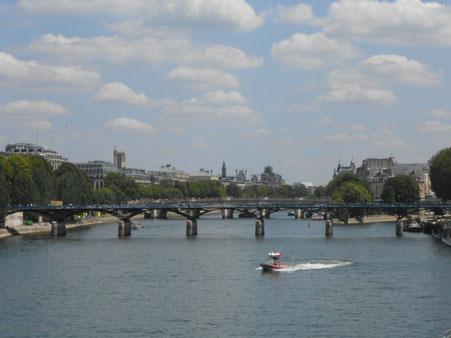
left=1, top=213, right=450, bottom=337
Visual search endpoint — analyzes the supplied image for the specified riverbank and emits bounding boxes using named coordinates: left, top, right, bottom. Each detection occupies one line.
left=0, top=214, right=144, bottom=240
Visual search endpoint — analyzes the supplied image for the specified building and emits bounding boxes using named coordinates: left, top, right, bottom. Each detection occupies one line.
left=149, top=164, right=190, bottom=184
left=260, top=165, right=284, bottom=187
left=190, top=168, right=219, bottom=181
left=394, top=163, right=432, bottom=200
left=4, top=143, right=68, bottom=170
left=122, top=167, right=153, bottom=185
left=333, top=159, right=357, bottom=178
left=75, top=161, right=119, bottom=190
left=113, top=147, right=126, bottom=169
left=333, top=157, right=432, bottom=200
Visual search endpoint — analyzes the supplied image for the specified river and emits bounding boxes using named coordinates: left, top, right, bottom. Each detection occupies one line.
left=1, top=213, right=450, bottom=337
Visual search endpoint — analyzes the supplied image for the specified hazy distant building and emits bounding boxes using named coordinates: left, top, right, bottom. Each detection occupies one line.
left=394, top=163, right=432, bottom=200
left=190, top=168, right=219, bottom=181
left=235, top=169, right=247, bottom=184
left=4, top=143, right=68, bottom=170
left=333, top=159, right=356, bottom=178
left=149, top=164, right=190, bottom=184
left=75, top=161, right=119, bottom=190
left=113, top=147, right=126, bottom=169
left=221, top=162, right=227, bottom=179
left=260, top=165, right=284, bottom=187
left=122, top=167, right=153, bottom=185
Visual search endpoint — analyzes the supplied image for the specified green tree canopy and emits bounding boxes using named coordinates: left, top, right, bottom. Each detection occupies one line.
left=55, top=163, right=93, bottom=204
left=381, top=175, right=420, bottom=203
left=430, top=147, right=451, bottom=201
left=331, top=181, right=373, bottom=203
left=225, top=183, right=241, bottom=198
left=326, top=173, right=364, bottom=197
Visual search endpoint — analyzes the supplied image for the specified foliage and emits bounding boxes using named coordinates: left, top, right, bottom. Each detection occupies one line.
left=326, top=173, right=364, bottom=197
left=314, top=186, right=326, bottom=199
left=381, top=175, right=419, bottom=203
left=225, top=183, right=241, bottom=198
left=104, top=173, right=139, bottom=203
left=331, top=181, right=373, bottom=203
left=55, top=163, right=93, bottom=204
left=430, top=147, right=451, bottom=201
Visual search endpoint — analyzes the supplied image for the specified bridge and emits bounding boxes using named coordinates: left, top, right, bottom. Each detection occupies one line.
left=4, top=199, right=451, bottom=238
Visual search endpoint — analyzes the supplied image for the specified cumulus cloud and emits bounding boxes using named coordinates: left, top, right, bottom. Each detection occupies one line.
left=105, top=117, right=155, bottom=132
left=162, top=91, right=260, bottom=122
left=418, top=120, right=451, bottom=133
left=276, top=3, right=324, bottom=26
left=371, top=129, right=404, bottom=147
left=19, top=0, right=263, bottom=32
left=29, top=33, right=262, bottom=70
left=321, top=70, right=396, bottom=104
left=165, top=66, right=239, bottom=90
left=0, top=51, right=100, bottom=90
left=323, top=132, right=367, bottom=142
left=93, top=82, right=153, bottom=106
left=363, top=54, right=442, bottom=86
left=427, top=108, right=451, bottom=118
left=325, top=0, right=451, bottom=46
left=0, top=99, right=68, bottom=115
left=271, top=33, right=358, bottom=70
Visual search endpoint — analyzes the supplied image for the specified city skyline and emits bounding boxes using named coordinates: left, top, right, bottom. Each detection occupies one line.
left=1, top=0, right=451, bottom=185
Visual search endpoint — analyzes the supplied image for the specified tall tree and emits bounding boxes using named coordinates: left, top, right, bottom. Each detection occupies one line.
left=55, top=163, right=92, bottom=204
left=430, top=147, right=451, bottom=201
left=331, top=181, right=373, bottom=203
left=381, top=175, right=420, bottom=203
left=226, top=183, right=241, bottom=198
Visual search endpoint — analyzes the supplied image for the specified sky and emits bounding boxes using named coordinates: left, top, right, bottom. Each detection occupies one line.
left=1, top=0, right=451, bottom=185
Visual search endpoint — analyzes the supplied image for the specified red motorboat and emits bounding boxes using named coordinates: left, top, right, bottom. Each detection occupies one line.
left=260, top=252, right=288, bottom=272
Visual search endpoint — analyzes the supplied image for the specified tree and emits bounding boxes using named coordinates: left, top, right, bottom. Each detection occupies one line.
left=314, top=186, right=326, bottom=199
left=55, top=163, right=93, bottom=204
left=430, top=147, right=451, bottom=201
left=331, top=181, right=373, bottom=203
left=381, top=175, right=419, bottom=203
left=326, top=173, right=364, bottom=197
left=226, top=183, right=241, bottom=198
left=104, top=173, right=139, bottom=203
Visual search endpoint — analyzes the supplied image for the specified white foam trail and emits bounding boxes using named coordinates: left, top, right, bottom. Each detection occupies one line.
left=257, top=261, right=352, bottom=272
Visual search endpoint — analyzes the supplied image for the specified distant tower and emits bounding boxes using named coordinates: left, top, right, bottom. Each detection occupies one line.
left=113, top=146, right=126, bottom=169
left=221, top=161, right=227, bottom=178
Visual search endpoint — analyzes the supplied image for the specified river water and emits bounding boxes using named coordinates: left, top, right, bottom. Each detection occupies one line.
left=1, top=213, right=450, bottom=337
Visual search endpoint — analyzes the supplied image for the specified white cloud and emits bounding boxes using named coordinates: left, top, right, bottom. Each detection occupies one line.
left=276, top=3, right=324, bottom=26
left=184, top=90, right=246, bottom=106
left=93, top=82, right=153, bottom=106
left=325, top=0, right=451, bottom=46
left=363, top=54, right=442, bottom=86
left=271, top=32, right=358, bottom=70
left=29, top=33, right=261, bottom=70
left=165, top=67, right=239, bottom=90
left=105, top=117, right=155, bottom=132
left=0, top=99, right=68, bottom=115
left=242, top=128, right=270, bottom=140
left=371, top=129, right=404, bottom=147
left=19, top=0, right=263, bottom=32
left=418, top=120, right=451, bottom=133
left=25, top=119, right=52, bottom=130
left=322, top=70, right=396, bottom=104
left=427, top=108, right=451, bottom=118
left=162, top=91, right=260, bottom=123
left=0, top=51, right=100, bottom=90
left=323, top=132, right=366, bottom=142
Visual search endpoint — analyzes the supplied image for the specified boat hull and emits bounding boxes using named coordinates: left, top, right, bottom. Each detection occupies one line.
left=260, top=263, right=288, bottom=272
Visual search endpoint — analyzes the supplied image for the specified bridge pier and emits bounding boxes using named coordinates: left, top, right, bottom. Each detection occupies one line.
left=118, top=219, right=131, bottom=237
left=260, top=209, right=270, bottom=219
left=255, top=219, right=265, bottom=237
left=294, top=208, right=303, bottom=219
left=51, top=221, right=66, bottom=237
left=144, top=211, right=152, bottom=219
left=186, top=219, right=198, bottom=236
left=221, top=209, right=234, bottom=219
left=396, top=220, right=403, bottom=237
left=325, top=219, right=333, bottom=237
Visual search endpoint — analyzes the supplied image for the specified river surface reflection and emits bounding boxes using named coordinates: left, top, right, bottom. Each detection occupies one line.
left=1, top=214, right=450, bottom=337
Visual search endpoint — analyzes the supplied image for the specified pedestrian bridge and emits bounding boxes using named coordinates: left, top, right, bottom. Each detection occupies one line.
left=4, top=199, right=451, bottom=238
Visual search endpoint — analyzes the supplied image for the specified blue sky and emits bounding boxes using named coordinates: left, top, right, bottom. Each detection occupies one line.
left=1, top=0, right=451, bottom=184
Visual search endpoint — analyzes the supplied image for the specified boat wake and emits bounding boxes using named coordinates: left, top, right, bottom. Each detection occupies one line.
left=257, top=260, right=352, bottom=272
